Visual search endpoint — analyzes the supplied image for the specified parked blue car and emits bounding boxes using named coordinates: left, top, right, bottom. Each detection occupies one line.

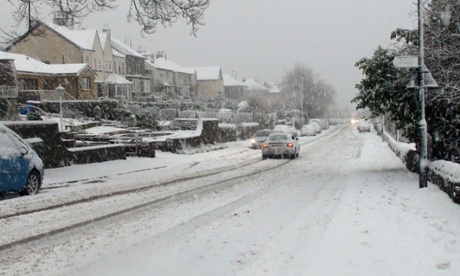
left=0, top=123, right=44, bottom=196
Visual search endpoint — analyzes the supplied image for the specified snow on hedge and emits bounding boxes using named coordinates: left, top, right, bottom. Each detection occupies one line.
left=430, top=160, right=460, bottom=184
left=384, top=132, right=415, bottom=162
left=386, top=131, right=460, bottom=183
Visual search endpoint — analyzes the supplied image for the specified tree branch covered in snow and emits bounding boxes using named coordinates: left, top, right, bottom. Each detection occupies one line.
left=2, top=0, right=209, bottom=41
left=127, top=0, right=210, bottom=35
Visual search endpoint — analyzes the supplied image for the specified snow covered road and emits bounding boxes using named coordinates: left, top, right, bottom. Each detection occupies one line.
left=1, top=124, right=459, bottom=275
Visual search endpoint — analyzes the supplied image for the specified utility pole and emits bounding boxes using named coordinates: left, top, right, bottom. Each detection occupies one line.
left=300, top=78, right=304, bottom=126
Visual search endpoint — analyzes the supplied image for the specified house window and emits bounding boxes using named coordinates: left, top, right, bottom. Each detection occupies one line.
left=132, top=79, right=140, bottom=92
left=43, top=78, right=54, bottom=90
left=82, top=77, right=91, bottom=90
left=144, top=80, right=150, bottom=93
left=19, top=79, right=38, bottom=90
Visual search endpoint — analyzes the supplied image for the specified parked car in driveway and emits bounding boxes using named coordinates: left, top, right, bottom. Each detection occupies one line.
left=358, top=121, right=371, bottom=133
left=309, top=121, right=322, bottom=134
left=301, top=124, right=317, bottom=136
left=0, top=124, right=44, bottom=196
left=309, top=118, right=329, bottom=130
left=250, top=129, right=273, bottom=149
left=262, top=133, right=300, bottom=159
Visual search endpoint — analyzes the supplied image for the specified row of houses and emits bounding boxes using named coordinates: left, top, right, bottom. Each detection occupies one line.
left=0, top=14, right=281, bottom=109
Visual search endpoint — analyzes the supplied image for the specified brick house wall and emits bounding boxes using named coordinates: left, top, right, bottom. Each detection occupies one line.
left=7, top=24, right=83, bottom=64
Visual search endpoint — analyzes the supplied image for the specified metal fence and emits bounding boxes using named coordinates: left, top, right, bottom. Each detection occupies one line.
left=19, top=90, right=76, bottom=101
left=177, top=109, right=255, bottom=124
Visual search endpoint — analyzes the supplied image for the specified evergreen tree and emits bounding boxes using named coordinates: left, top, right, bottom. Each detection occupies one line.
left=424, top=0, right=460, bottom=162
left=352, top=47, right=418, bottom=140
left=354, top=1, right=460, bottom=162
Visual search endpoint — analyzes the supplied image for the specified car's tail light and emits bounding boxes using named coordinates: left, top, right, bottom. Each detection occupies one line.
left=287, top=143, right=294, bottom=147
left=262, top=144, right=269, bottom=148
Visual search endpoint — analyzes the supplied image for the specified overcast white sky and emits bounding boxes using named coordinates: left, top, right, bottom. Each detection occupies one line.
left=2, top=0, right=417, bottom=108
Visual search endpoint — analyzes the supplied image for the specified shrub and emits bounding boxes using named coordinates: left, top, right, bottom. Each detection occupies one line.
left=135, top=111, right=158, bottom=130
left=27, top=111, right=43, bottom=121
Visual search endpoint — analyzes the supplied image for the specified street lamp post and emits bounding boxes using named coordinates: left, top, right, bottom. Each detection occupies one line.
left=394, top=0, right=436, bottom=188
left=418, top=0, right=428, bottom=188
left=55, top=85, right=65, bottom=132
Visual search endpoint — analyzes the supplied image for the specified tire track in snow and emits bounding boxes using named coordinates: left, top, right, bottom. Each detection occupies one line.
left=0, top=158, right=293, bottom=252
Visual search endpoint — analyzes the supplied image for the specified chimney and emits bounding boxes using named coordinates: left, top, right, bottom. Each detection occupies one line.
left=102, top=28, right=111, bottom=40
left=53, top=10, right=74, bottom=29
left=156, top=51, right=167, bottom=60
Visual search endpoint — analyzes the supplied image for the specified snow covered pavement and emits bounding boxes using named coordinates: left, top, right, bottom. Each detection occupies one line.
left=1, top=125, right=459, bottom=275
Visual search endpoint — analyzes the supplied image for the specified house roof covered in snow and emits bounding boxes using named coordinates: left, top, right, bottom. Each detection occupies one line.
left=104, top=73, right=131, bottom=84
left=243, top=78, right=269, bottom=91
left=223, top=74, right=245, bottom=87
left=153, top=58, right=191, bottom=74
left=264, top=82, right=281, bottom=93
left=110, top=38, right=145, bottom=59
left=49, top=64, right=91, bottom=74
left=112, top=48, right=125, bottom=58
left=43, top=21, right=97, bottom=51
left=187, top=66, right=221, bottom=81
left=0, top=51, right=92, bottom=75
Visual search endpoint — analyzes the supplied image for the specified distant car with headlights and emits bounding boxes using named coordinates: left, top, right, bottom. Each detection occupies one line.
left=0, top=124, right=44, bottom=196
left=262, top=133, right=300, bottom=159
left=250, top=129, right=273, bottom=149
left=358, top=121, right=371, bottom=133
left=301, top=124, right=317, bottom=136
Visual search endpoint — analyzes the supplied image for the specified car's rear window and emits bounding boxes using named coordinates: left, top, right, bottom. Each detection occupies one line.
left=255, top=131, right=272, bottom=137
left=274, top=126, right=288, bottom=131
left=268, top=134, right=288, bottom=141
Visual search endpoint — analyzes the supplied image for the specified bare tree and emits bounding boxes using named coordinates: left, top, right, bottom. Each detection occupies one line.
left=279, top=63, right=315, bottom=112
left=246, top=93, right=269, bottom=112
left=3, top=0, right=209, bottom=43
left=127, top=0, right=210, bottom=35
left=310, top=80, right=336, bottom=118
left=280, top=63, right=336, bottom=119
